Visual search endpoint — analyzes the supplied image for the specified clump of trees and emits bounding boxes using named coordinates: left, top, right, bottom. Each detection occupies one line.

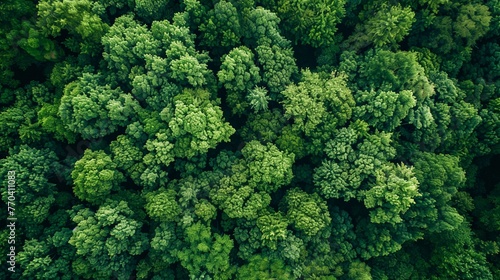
left=1, top=0, right=499, bottom=279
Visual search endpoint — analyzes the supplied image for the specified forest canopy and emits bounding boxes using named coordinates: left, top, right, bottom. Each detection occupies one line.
left=0, top=0, right=499, bottom=279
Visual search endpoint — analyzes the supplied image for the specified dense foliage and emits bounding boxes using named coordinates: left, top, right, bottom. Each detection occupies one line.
left=1, top=0, right=499, bottom=279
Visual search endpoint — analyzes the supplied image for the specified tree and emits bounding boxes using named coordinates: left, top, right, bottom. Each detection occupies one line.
left=0, top=0, right=39, bottom=86
left=358, top=50, right=435, bottom=100
left=354, top=89, right=416, bottom=132
left=242, top=6, right=289, bottom=48
left=17, top=210, right=77, bottom=279
left=314, top=121, right=396, bottom=200
left=110, top=134, right=146, bottom=184
left=176, top=222, right=235, bottom=279
left=256, top=211, right=289, bottom=250
left=102, top=15, right=160, bottom=83
left=281, top=188, right=331, bottom=236
left=0, top=146, right=61, bottom=233
left=199, top=0, right=241, bottom=48
left=282, top=69, right=354, bottom=137
left=210, top=173, right=272, bottom=220
left=275, top=0, right=346, bottom=47
left=363, top=163, right=420, bottom=225
left=347, top=261, right=372, bottom=280
left=237, top=254, right=293, bottom=280
left=346, top=4, right=415, bottom=49
left=68, top=200, right=149, bottom=279
left=144, top=188, right=181, bottom=222
left=217, top=46, right=261, bottom=115
left=405, top=152, right=466, bottom=233
left=167, top=88, right=235, bottom=158
left=241, top=140, right=295, bottom=193
left=36, top=0, right=109, bottom=55
left=256, top=44, right=298, bottom=95
left=247, top=86, right=270, bottom=113
left=427, top=222, right=494, bottom=280
left=453, top=4, right=491, bottom=47
left=71, top=149, right=125, bottom=205
left=279, top=69, right=354, bottom=158
left=134, top=0, right=174, bottom=23
left=59, top=72, right=140, bottom=139
left=240, top=108, right=286, bottom=143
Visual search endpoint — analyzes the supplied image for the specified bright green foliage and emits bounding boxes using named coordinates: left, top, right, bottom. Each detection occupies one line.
left=0, top=146, right=60, bottom=226
left=247, top=86, right=270, bottom=113
left=241, top=140, right=294, bottom=192
left=362, top=4, right=415, bottom=48
left=359, top=50, right=434, bottom=100
left=38, top=102, right=77, bottom=143
left=144, top=188, right=181, bottom=222
left=237, top=255, right=293, bottom=280
left=276, top=0, right=346, bottom=47
left=363, top=163, right=420, bottom=225
left=281, top=188, right=331, bottom=236
left=314, top=121, right=396, bottom=200
left=211, top=173, right=272, bottom=220
left=59, top=73, right=140, bottom=139
left=168, top=88, right=235, bottom=158
left=282, top=69, right=354, bottom=136
left=218, top=46, right=261, bottom=114
left=176, top=222, right=234, bottom=279
left=150, top=20, right=213, bottom=88
left=144, top=132, right=175, bottom=167
left=37, top=0, right=109, bottom=54
left=3, top=0, right=499, bottom=278
left=194, top=199, right=217, bottom=222
left=72, top=149, right=125, bottom=205
left=353, top=89, right=416, bottom=131
left=102, top=15, right=160, bottom=83
left=209, top=152, right=271, bottom=220
left=130, top=53, right=177, bottom=109
left=347, top=261, right=372, bottom=280
left=69, top=200, right=149, bottom=279
left=139, top=165, right=170, bottom=190
left=199, top=0, right=241, bottom=47
left=169, top=54, right=210, bottom=87
left=256, top=212, right=289, bottom=250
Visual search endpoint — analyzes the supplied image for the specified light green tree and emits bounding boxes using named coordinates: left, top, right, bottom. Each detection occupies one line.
left=72, top=149, right=125, bottom=205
